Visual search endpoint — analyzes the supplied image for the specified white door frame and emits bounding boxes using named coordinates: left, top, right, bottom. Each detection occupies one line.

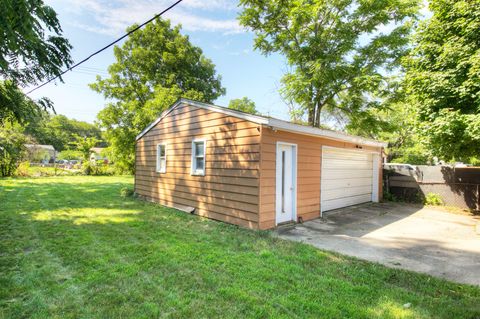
left=275, top=142, right=297, bottom=225
left=320, top=146, right=381, bottom=216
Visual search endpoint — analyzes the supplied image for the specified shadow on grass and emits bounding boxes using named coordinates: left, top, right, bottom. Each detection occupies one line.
left=1, top=177, right=479, bottom=318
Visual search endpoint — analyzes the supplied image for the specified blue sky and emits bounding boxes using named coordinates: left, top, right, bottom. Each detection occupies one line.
left=28, top=0, right=289, bottom=124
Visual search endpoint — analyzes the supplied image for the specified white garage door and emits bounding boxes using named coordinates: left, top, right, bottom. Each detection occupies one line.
left=321, top=148, right=378, bottom=212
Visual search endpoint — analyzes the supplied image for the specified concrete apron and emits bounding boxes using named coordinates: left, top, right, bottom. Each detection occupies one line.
left=275, top=202, right=480, bottom=286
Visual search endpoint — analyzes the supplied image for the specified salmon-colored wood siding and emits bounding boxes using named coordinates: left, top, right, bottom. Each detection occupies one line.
left=135, top=102, right=383, bottom=230
left=258, top=127, right=382, bottom=230
left=135, top=104, right=261, bottom=228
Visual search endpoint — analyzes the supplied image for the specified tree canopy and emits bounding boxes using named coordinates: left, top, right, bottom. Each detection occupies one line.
left=91, top=18, right=225, bottom=173
left=74, top=135, right=101, bottom=160
left=228, top=97, right=257, bottom=114
left=403, top=0, right=480, bottom=162
left=0, top=0, right=72, bottom=123
left=23, top=113, right=102, bottom=152
left=239, top=0, right=420, bottom=128
left=0, top=81, right=52, bottom=125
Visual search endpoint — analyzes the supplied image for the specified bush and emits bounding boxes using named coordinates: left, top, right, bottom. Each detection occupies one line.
left=120, top=187, right=134, bottom=197
left=424, top=193, right=443, bottom=206
left=15, top=161, right=30, bottom=176
left=0, top=123, right=26, bottom=177
left=82, top=160, right=115, bottom=176
left=383, top=191, right=398, bottom=202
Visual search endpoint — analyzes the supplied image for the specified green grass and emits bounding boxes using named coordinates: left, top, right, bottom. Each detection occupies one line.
left=0, top=176, right=479, bottom=318
left=16, top=165, right=81, bottom=177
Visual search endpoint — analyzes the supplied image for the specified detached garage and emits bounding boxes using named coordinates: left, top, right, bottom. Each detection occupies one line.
left=135, top=98, right=386, bottom=230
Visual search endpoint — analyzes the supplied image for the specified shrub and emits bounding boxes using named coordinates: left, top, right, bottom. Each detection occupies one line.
left=0, top=123, right=26, bottom=177
left=82, top=160, right=115, bottom=176
left=424, top=193, right=443, bottom=206
left=383, top=191, right=398, bottom=202
left=82, top=161, right=94, bottom=175
left=120, top=187, right=134, bottom=197
left=15, top=161, right=30, bottom=176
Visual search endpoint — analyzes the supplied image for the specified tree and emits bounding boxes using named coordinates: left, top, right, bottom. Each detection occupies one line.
left=404, top=0, right=480, bottom=162
left=91, top=18, right=225, bottom=173
left=0, top=0, right=72, bottom=123
left=239, top=0, right=419, bottom=127
left=0, top=81, right=51, bottom=125
left=24, top=114, right=103, bottom=151
left=0, top=123, right=27, bottom=177
left=343, top=78, right=430, bottom=164
left=57, top=150, right=83, bottom=161
left=228, top=97, right=257, bottom=114
left=421, top=109, right=480, bottom=162
left=74, top=135, right=100, bottom=161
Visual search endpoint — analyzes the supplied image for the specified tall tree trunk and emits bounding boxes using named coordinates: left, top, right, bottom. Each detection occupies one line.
left=314, top=103, right=322, bottom=128
left=308, top=104, right=315, bottom=126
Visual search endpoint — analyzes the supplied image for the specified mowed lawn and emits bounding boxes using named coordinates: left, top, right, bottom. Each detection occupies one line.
left=0, top=176, right=479, bottom=318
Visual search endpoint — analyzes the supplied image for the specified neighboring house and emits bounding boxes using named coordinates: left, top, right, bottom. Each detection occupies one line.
left=90, top=147, right=108, bottom=163
left=135, top=98, right=386, bottom=230
left=24, top=144, right=56, bottom=164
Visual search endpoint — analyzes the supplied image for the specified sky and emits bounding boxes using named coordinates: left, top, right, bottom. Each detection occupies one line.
left=28, top=0, right=430, bottom=125
left=28, top=0, right=288, bottom=124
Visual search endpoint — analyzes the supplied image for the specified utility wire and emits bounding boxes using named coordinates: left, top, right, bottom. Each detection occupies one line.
left=26, top=0, right=184, bottom=95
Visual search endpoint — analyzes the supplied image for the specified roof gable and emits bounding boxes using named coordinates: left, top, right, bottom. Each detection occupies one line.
left=136, top=98, right=387, bottom=148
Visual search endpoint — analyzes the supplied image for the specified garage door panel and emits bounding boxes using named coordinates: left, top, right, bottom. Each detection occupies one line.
left=322, top=169, right=373, bottom=180
left=323, top=159, right=373, bottom=170
left=323, top=151, right=372, bottom=162
left=322, top=194, right=372, bottom=212
left=321, top=177, right=373, bottom=190
left=322, top=185, right=372, bottom=201
left=321, top=148, right=375, bottom=212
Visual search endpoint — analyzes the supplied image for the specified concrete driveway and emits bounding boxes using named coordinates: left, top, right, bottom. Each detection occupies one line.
left=276, top=202, right=480, bottom=286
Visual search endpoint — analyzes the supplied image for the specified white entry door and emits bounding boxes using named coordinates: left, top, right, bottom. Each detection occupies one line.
left=321, top=147, right=379, bottom=213
left=276, top=143, right=297, bottom=225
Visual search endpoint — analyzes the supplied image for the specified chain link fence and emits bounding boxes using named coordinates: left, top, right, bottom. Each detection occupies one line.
left=384, top=165, right=480, bottom=211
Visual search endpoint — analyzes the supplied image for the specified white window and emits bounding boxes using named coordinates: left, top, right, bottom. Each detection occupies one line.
left=156, top=143, right=166, bottom=173
left=191, top=139, right=206, bottom=176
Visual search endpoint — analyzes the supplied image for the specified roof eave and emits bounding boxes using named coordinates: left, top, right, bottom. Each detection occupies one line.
left=266, top=119, right=387, bottom=148
left=135, top=98, right=387, bottom=148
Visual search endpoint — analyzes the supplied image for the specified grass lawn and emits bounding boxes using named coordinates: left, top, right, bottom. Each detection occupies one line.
left=0, top=176, right=479, bottom=318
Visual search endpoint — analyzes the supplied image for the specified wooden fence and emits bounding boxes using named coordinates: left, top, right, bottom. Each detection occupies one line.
left=384, top=165, right=480, bottom=211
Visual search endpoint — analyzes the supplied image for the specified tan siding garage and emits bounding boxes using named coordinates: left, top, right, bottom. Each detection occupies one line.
left=135, top=103, right=261, bottom=229
left=135, top=99, right=385, bottom=230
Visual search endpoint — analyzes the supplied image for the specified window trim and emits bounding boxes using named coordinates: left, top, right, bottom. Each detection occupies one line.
left=156, top=143, right=167, bottom=173
left=191, top=139, right=206, bottom=176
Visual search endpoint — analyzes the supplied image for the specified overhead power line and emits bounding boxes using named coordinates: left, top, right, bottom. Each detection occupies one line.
left=26, top=0, right=184, bottom=95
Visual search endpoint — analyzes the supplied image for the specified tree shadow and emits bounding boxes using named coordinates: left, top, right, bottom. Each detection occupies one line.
left=277, top=202, right=480, bottom=286
left=440, top=166, right=479, bottom=211
left=2, top=178, right=479, bottom=318
left=384, top=165, right=480, bottom=212
left=282, top=202, right=424, bottom=238
left=384, top=166, right=425, bottom=203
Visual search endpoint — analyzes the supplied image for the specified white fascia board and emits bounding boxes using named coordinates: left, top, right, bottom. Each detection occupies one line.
left=267, top=118, right=387, bottom=148
left=136, top=98, right=387, bottom=148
